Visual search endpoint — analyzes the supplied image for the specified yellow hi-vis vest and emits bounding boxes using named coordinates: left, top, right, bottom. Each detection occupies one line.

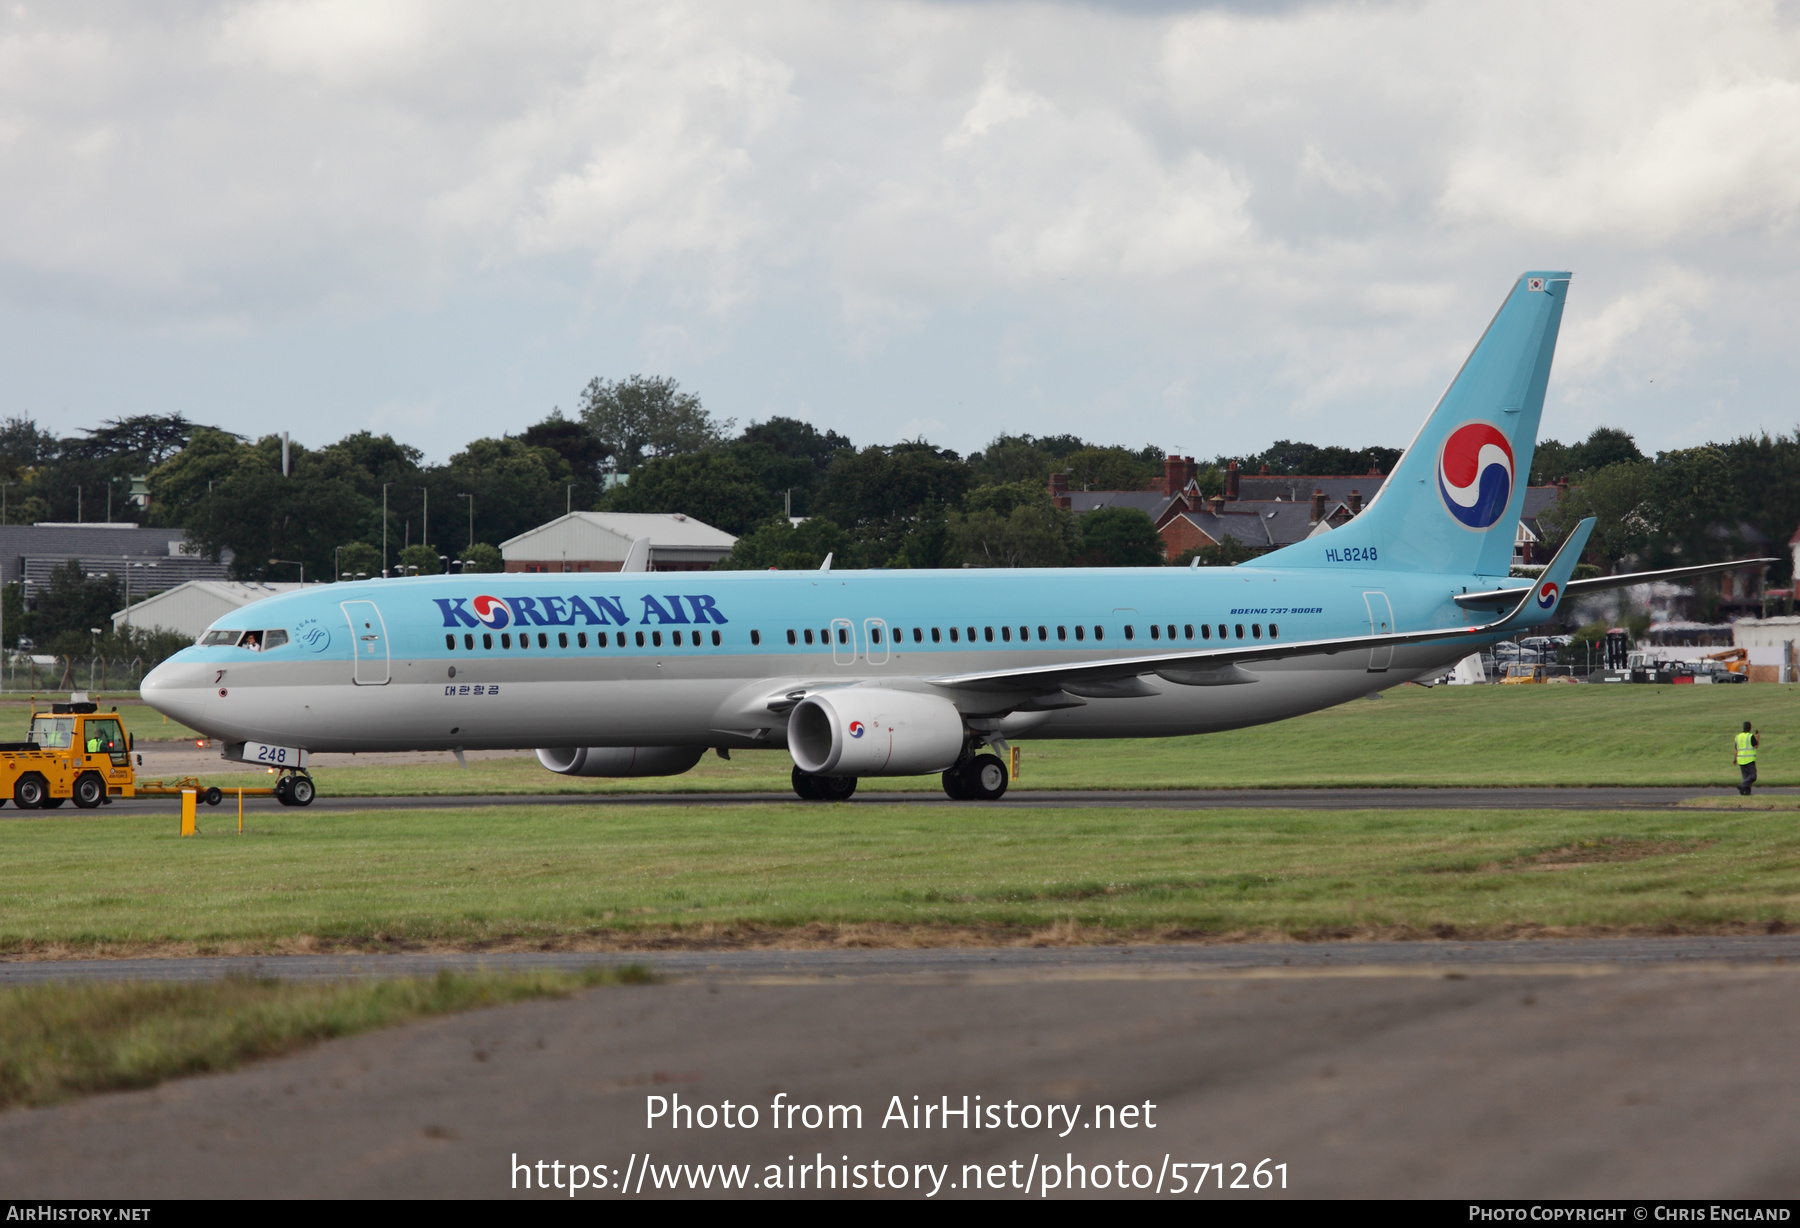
left=1737, top=731, right=1757, bottom=764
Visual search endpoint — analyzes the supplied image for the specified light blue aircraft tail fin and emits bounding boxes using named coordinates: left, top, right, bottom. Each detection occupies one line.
left=1257, top=271, right=1570, bottom=579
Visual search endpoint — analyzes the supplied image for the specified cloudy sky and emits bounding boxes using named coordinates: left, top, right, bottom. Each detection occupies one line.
left=2, top=0, right=1798, bottom=461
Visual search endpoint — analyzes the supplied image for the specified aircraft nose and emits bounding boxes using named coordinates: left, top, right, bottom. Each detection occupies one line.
left=140, top=658, right=211, bottom=729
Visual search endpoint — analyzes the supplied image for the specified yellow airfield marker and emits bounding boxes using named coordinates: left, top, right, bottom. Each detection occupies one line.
left=179, top=789, right=196, bottom=837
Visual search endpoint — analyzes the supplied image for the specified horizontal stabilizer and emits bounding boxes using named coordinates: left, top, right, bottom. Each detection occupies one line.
left=1453, top=557, right=1779, bottom=611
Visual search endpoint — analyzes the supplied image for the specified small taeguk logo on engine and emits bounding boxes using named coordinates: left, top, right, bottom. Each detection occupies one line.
left=848, top=721, right=865, bottom=738
left=471, top=595, right=511, bottom=630
left=1537, top=582, right=1559, bottom=610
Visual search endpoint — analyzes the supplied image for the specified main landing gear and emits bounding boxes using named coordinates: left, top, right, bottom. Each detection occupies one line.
left=942, top=752, right=1009, bottom=802
left=791, top=765, right=857, bottom=802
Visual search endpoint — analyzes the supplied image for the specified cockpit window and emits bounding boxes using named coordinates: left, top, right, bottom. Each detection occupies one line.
left=199, top=629, right=288, bottom=650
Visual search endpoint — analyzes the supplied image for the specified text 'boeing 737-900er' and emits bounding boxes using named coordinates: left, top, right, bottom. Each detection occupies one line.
left=139, top=272, right=1772, bottom=806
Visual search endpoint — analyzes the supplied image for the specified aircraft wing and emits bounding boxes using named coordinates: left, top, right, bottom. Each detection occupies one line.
left=932, top=520, right=1596, bottom=699
left=1451, top=557, right=1779, bottom=612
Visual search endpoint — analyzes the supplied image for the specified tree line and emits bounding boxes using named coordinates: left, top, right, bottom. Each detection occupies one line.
left=0, top=378, right=1794, bottom=654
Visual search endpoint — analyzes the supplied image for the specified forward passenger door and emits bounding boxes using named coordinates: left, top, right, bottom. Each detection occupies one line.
left=342, top=600, right=390, bottom=685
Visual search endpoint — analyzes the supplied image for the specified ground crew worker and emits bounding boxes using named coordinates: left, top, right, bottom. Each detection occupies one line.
left=1735, top=721, right=1759, bottom=795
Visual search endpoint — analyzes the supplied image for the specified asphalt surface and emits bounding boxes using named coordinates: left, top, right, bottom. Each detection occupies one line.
left=2, top=937, right=1799, bottom=1198
left=53, top=783, right=1800, bottom=814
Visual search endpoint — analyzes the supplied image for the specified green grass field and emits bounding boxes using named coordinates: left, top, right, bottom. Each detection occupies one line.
left=2, top=799, right=1796, bottom=954
left=285, top=682, right=1799, bottom=796
left=0, top=969, right=649, bottom=1110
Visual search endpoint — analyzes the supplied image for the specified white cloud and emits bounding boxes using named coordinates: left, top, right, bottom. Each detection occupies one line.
left=1, top=0, right=1799, bottom=457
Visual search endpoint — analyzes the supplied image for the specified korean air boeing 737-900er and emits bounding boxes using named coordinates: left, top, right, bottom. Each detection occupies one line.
left=137, top=272, right=1772, bottom=807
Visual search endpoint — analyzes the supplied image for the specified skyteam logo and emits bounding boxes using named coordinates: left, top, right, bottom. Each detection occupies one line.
left=1536, top=581, right=1559, bottom=610
left=1437, top=422, right=1515, bottom=531
left=471, top=595, right=511, bottom=630
left=848, top=721, right=865, bottom=738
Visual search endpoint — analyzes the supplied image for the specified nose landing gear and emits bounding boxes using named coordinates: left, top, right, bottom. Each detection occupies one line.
left=272, top=771, right=316, bottom=807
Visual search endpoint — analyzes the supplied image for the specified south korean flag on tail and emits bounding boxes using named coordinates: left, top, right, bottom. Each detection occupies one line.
left=1526, top=277, right=1546, bottom=291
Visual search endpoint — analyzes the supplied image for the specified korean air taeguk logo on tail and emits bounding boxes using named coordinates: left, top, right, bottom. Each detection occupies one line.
left=1536, top=582, right=1559, bottom=610
left=1437, top=422, right=1514, bottom=530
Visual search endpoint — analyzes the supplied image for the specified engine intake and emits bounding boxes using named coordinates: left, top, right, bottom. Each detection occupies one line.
left=788, top=690, right=964, bottom=776
left=536, top=746, right=706, bottom=777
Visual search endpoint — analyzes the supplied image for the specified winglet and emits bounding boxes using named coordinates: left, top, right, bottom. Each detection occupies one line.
left=1497, top=516, right=1594, bottom=632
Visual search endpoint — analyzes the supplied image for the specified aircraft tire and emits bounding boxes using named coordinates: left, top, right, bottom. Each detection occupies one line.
left=791, top=766, right=822, bottom=800
left=816, top=775, right=857, bottom=802
left=288, top=776, right=316, bottom=807
left=14, top=773, right=46, bottom=809
left=204, top=786, right=223, bottom=807
left=272, top=775, right=294, bottom=807
left=964, top=754, right=1009, bottom=801
left=71, top=772, right=105, bottom=810
left=941, top=765, right=972, bottom=800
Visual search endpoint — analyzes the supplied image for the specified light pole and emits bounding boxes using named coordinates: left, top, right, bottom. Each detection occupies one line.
left=457, top=493, right=472, bottom=551
left=269, top=558, right=305, bottom=586
left=122, top=560, right=157, bottom=634
left=417, top=486, right=429, bottom=555
left=381, top=483, right=392, bottom=578
left=567, top=483, right=574, bottom=517
left=0, top=480, right=13, bottom=525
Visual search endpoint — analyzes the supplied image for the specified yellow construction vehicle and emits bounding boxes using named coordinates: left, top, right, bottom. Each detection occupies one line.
left=1501, top=664, right=1547, bottom=684
left=1702, top=647, right=1750, bottom=677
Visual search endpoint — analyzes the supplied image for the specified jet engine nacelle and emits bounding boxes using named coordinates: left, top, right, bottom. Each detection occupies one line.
left=535, top=746, right=706, bottom=777
left=788, top=689, right=964, bottom=776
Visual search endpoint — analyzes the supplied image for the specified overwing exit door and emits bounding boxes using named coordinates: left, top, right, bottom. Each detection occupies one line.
left=1363, top=592, right=1394, bottom=672
left=341, top=601, right=390, bottom=685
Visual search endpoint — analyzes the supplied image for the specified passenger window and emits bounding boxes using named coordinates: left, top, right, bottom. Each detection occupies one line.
left=635, top=631, right=645, bottom=647
left=465, top=634, right=475, bottom=650
left=1235, top=624, right=1244, bottom=639
left=1057, top=626, right=1067, bottom=641
left=559, top=632, right=569, bottom=648
left=653, top=631, right=663, bottom=647
left=751, top=630, right=762, bottom=645
left=483, top=633, right=493, bottom=649
left=966, top=627, right=976, bottom=641
left=1218, top=625, right=1227, bottom=639
left=1149, top=625, right=1160, bottom=640
left=1200, top=625, right=1210, bottom=640
left=1184, top=625, right=1193, bottom=640
left=673, top=631, right=683, bottom=646
left=787, top=629, right=797, bottom=645
left=712, top=630, right=722, bottom=646
left=932, top=628, right=941, bottom=642
left=950, top=628, right=959, bottom=642
left=1252, top=624, right=1262, bottom=639
left=445, top=634, right=456, bottom=649
left=1000, top=627, right=1010, bottom=642
left=597, top=632, right=608, bottom=647
left=1269, top=624, right=1278, bottom=638
left=501, top=633, right=512, bottom=649
left=577, top=632, right=587, bottom=648
left=1167, top=625, right=1176, bottom=640
left=538, top=633, right=549, bottom=649
left=804, top=629, right=814, bottom=645
left=1125, top=626, right=1135, bottom=640
left=1094, top=626, right=1104, bottom=641
left=1019, top=627, right=1029, bottom=641
left=1074, top=626, right=1085, bottom=641
left=914, top=628, right=924, bottom=643
left=1037, top=626, right=1047, bottom=641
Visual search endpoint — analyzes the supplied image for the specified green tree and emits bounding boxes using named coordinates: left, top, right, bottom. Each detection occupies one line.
left=435, top=436, right=571, bottom=548
left=1538, top=462, right=1651, bottom=571
left=335, top=541, right=382, bottom=581
left=458, top=543, right=504, bottom=573
left=1076, top=507, right=1165, bottom=566
left=603, top=452, right=779, bottom=536
left=31, top=560, right=122, bottom=647
left=577, top=375, right=730, bottom=472
left=951, top=500, right=1078, bottom=567
left=398, top=543, right=443, bottom=576
left=1060, top=446, right=1158, bottom=491
left=714, top=517, right=852, bottom=570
